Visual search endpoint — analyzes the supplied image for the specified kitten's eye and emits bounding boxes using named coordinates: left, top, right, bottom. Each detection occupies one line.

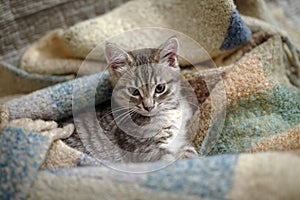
left=155, top=84, right=166, bottom=93
left=128, top=87, right=140, bottom=96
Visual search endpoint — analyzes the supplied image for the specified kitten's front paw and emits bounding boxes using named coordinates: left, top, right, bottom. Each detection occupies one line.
left=178, top=145, right=198, bottom=160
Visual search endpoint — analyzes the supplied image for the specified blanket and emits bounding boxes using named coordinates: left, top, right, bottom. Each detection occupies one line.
left=1, top=0, right=300, bottom=199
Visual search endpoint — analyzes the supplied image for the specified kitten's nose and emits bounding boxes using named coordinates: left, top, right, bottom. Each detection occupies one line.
left=143, top=105, right=154, bottom=112
left=142, top=98, right=154, bottom=112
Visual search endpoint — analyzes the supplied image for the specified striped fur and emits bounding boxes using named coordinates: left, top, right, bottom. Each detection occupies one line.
left=66, top=37, right=198, bottom=162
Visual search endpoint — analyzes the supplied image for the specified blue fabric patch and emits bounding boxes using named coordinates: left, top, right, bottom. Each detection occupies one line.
left=220, top=8, right=251, bottom=50
left=0, top=61, right=72, bottom=84
left=143, top=154, right=238, bottom=199
left=50, top=71, right=112, bottom=118
left=0, top=127, right=51, bottom=200
left=210, top=84, right=300, bottom=154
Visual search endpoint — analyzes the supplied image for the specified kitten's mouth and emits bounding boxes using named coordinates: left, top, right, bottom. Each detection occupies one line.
left=139, top=110, right=158, bottom=117
left=140, top=112, right=153, bottom=117
left=131, top=110, right=158, bottom=118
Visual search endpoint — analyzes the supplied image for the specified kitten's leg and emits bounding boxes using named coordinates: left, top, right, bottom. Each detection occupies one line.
left=156, top=129, right=176, bottom=161
left=177, top=145, right=198, bottom=160
left=157, top=128, right=198, bottom=160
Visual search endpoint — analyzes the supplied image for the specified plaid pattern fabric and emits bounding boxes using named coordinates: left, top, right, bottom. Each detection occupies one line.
left=1, top=0, right=300, bottom=199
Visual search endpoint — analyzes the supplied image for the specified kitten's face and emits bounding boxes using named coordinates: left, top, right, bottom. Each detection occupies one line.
left=106, top=37, right=181, bottom=117
left=113, top=63, right=181, bottom=116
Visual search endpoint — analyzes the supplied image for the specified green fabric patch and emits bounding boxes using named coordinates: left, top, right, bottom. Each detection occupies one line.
left=209, top=84, right=300, bottom=155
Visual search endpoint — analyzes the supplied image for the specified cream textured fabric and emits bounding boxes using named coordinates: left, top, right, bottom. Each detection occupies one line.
left=1, top=1, right=300, bottom=200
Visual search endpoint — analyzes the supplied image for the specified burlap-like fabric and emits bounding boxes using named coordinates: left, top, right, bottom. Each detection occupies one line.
left=1, top=1, right=300, bottom=200
left=0, top=0, right=129, bottom=97
left=19, top=0, right=252, bottom=76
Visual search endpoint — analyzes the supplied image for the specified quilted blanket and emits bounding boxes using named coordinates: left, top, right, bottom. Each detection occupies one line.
left=1, top=0, right=300, bottom=199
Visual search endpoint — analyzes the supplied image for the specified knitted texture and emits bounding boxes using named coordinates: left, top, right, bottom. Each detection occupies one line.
left=1, top=0, right=300, bottom=199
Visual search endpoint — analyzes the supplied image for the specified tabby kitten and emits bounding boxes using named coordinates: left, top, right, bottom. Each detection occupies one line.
left=71, top=37, right=198, bottom=163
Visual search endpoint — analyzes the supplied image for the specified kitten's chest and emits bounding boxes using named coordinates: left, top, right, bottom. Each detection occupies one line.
left=142, top=108, right=182, bottom=134
left=158, top=100, right=193, bottom=153
left=163, top=101, right=192, bottom=129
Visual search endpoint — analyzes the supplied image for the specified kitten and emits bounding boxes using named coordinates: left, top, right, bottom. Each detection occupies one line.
left=65, top=37, right=198, bottom=163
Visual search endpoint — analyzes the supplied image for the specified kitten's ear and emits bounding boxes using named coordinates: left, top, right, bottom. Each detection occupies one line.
left=105, top=42, right=132, bottom=73
left=157, top=36, right=179, bottom=67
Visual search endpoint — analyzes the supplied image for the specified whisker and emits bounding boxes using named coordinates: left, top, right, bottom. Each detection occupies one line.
left=106, top=111, right=130, bottom=127
left=108, top=107, right=137, bottom=127
left=115, top=109, right=136, bottom=125
left=100, top=107, right=131, bottom=119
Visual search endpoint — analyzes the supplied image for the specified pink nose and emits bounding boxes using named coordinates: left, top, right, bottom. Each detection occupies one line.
left=143, top=105, right=154, bottom=112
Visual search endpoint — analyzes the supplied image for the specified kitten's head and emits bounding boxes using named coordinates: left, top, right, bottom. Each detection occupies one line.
left=105, top=36, right=182, bottom=117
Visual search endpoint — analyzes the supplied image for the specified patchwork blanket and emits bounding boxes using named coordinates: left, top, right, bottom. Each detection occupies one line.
left=1, top=0, right=300, bottom=199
